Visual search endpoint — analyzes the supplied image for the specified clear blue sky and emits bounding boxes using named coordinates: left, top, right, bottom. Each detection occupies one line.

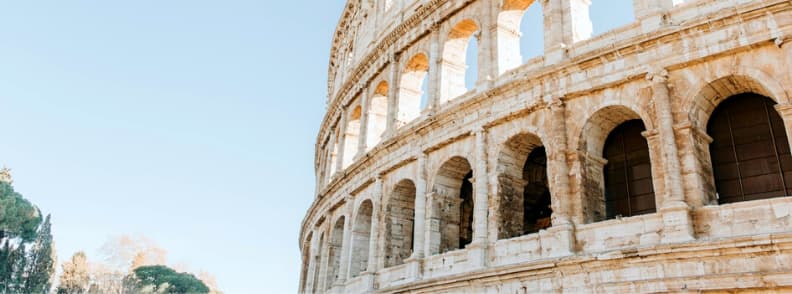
left=0, top=1, right=633, bottom=293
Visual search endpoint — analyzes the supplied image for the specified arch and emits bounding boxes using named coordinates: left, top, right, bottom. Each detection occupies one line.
left=325, top=216, right=345, bottom=289
left=685, top=72, right=790, bottom=130
left=397, top=53, right=430, bottom=126
left=495, top=133, right=552, bottom=239
left=429, top=156, right=474, bottom=254
left=497, top=0, right=544, bottom=73
left=349, top=200, right=374, bottom=277
left=441, top=19, right=480, bottom=102
left=366, top=81, right=389, bottom=149
left=707, top=93, right=792, bottom=204
left=343, top=105, right=363, bottom=168
left=385, top=179, right=416, bottom=267
left=577, top=105, right=657, bottom=223
left=603, top=120, right=657, bottom=218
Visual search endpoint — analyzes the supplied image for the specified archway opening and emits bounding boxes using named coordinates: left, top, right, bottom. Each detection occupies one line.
left=708, top=93, right=792, bottom=204
left=430, top=156, right=474, bottom=254
left=367, top=82, right=389, bottom=149
left=496, top=133, right=551, bottom=240
left=342, top=106, right=362, bottom=168
left=398, top=53, right=429, bottom=126
left=603, top=119, right=656, bottom=218
left=441, top=19, right=479, bottom=102
left=385, top=179, right=416, bottom=267
left=498, top=0, right=543, bottom=73
left=325, top=217, right=345, bottom=289
left=349, top=200, right=373, bottom=277
left=578, top=106, right=657, bottom=223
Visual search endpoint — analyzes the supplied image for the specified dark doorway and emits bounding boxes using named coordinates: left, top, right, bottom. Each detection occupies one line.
left=522, top=147, right=552, bottom=234
left=603, top=119, right=656, bottom=218
left=708, top=93, right=792, bottom=204
left=459, top=171, right=474, bottom=248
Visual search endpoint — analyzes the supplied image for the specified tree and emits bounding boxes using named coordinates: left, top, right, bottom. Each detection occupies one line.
left=20, top=214, right=57, bottom=294
left=0, top=181, right=41, bottom=242
left=123, top=265, right=209, bottom=294
left=57, top=251, right=91, bottom=294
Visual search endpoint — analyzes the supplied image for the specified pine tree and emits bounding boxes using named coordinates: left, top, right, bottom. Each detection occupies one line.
left=57, top=251, right=91, bottom=294
left=20, top=215, right=56, bottom=294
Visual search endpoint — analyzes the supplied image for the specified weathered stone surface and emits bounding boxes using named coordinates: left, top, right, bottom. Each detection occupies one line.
left=299, top=0, right=792, bottom=293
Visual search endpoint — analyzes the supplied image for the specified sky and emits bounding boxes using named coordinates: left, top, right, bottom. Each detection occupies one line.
left=0, top=1, right=633, bottom=293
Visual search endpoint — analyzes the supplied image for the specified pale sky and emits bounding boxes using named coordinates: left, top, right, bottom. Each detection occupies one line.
left=0, top=1, right=632, bottom=293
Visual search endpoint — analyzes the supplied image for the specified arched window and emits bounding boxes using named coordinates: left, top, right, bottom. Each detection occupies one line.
left=429, top=157, right=474, bottom=254
left=496, top=133, right=551, bottom=240
left=342, top=106, right=362, bottom=168
left=385, top=179, right=416, bottom=268
left=397, top=53, right=429, bottom=126
left=441, top=19, right=479, bottom=102
left=366, top=82, right=389, bottom=149
left=349, top=200, right=373, bottom=277
left=498, top=0, right=544, bottom=73
left=325, top=217, right=345, bottom=289
left=708, top=93, right=792, bottom=204
left=603, top=119, right=656, bottom=218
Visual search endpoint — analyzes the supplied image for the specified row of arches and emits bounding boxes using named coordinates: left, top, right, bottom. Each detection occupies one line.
left=322, top=0, right=650, bottom=182
left=306, top=90, right=792, bottom=292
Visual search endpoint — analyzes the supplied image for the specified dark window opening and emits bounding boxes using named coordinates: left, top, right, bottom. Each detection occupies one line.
left=459, top=171, right=474, bottom=248
left=522, top=147, right=552, bottom=234
left=604, top=119, right=656, bottom=218
left=708, top=93, right=792, bottom=204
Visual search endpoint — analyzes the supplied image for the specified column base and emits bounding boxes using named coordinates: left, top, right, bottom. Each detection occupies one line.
left=357, top=271, right=377, bottom=293
left=660, top=201, right=696, bottom=243
left=403, top=256, right=424, bottom=282
left=544, top=44, right=568, bottom=66
left=540, top=223, right=576, bottom=258
left=465, top=241, right=488, bottom=269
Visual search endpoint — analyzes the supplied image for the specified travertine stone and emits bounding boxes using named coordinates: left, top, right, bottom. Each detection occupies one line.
left=300, top=0, right=792, bottom=293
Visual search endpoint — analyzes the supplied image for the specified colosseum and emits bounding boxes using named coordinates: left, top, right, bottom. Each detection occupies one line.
left=299, top=0, right=792, bottom=292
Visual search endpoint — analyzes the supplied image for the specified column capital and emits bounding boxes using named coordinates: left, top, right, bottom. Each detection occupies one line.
left=646, top=67, right=669, bottom=84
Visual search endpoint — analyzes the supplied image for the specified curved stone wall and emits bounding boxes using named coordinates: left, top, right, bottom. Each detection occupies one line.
left=301, top=0, right=792, bottom=293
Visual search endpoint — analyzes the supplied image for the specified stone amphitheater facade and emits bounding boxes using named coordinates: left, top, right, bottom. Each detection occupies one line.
left=299, top=0, right=792, bottom=292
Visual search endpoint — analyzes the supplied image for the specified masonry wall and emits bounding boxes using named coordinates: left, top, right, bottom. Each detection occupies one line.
left=300, top=0, right=792, bottom=293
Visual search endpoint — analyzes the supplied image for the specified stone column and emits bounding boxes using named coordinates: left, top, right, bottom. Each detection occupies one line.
left=326, top=131, right=338, bottom=182
left=336, top=201, right=354, bottom=287
left=479, top=0, right=498, bottom=82
left=545, top=99, right=576, bottom=257
left=366, top=177, right=383, bottom=274
left=386, top=53, right=401, bottom=135
left=467, top=128, right=490, bottom=268
left=356, top=177, right=382, bottom=291
left=543, top=0, right=592, bottom=65
left=775, top=105, right=792, bottom=155
left=336, top=113, right=349, bottom=173
left=648, top=69, right=694, bottom=243
left=427, top=23, right=442, bottom=113
left=405, top=153, right=427, bottom=280
left=304, top=233, right=320, bottom=294
left=358, top=86, right=371, bottom=156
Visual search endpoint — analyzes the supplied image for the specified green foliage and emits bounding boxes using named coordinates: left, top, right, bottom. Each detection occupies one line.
left=0, top=182, right=41, bottom=242
left=124, top=265, right=209, bottom=294
left=20, top=215, right=56, bottom=294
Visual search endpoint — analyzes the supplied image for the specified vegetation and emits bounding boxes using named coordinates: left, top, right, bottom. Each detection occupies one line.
left=123, top=265, right=209, bottom=294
